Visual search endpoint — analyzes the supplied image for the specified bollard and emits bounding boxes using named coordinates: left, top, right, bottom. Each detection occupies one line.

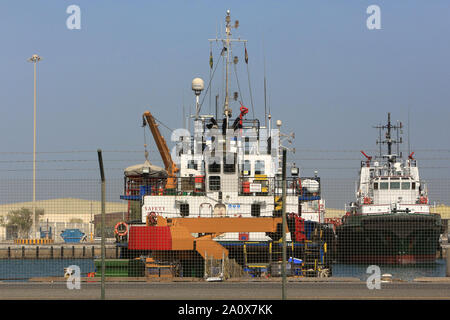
left=446, top=248, right=450, bottom=277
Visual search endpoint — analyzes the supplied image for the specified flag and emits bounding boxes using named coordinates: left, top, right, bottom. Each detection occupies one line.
left=244, top=47, right=248, bottom=64
left=209, top=50, right=213, bottom=69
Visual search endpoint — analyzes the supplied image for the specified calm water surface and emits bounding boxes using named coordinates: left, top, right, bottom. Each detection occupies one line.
left=0, top=259, right=446, bottom=282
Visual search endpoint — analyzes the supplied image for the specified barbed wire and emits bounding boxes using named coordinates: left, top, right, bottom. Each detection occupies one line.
left=1, top=166, right=450, bottom=172
left=0, top=148, right=449, bottom=155
left=1, top=158, right=450, bottom=164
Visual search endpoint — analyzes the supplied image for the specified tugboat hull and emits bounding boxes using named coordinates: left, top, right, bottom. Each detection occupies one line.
left=336, top=214, right=443, bottom=264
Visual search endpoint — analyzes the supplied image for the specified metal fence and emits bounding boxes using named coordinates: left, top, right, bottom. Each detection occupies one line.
left=0, top=159, right=449, bottom=299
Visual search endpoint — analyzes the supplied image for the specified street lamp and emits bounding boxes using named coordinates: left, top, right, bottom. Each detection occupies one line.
left=27, top=54, right=41, bottom=239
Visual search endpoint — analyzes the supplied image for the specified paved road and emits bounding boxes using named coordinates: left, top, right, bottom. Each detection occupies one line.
left=1, top=282, right=450, bottom=300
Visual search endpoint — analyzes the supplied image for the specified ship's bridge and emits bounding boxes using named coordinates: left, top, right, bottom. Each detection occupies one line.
left=371, top=176, right=419, bottom=204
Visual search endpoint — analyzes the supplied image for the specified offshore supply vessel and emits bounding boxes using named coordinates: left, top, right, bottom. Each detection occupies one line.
left=117, top=11, right=335, bottom=278
left=336, top=113, right=444, bottom=264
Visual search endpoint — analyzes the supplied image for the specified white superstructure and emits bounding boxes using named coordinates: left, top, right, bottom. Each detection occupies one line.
left=350, top=113, right=431, bottom=216
left=139, top=11, right=324, bottom=242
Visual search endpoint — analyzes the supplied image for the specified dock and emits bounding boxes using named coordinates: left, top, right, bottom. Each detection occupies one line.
left=0, top=243, right=121, bottom=259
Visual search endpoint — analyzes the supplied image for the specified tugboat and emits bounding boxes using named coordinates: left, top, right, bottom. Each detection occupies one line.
left=336, top=113, right=444, bottom=264
left=118, top=10, right=335, bottom=277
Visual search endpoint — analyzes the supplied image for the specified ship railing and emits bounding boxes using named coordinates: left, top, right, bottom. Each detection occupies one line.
left=238, top=176, right=321, bottom=197
left=121, top=176, right=321, bottom=198
left=239, top=176, right=275, bottom=196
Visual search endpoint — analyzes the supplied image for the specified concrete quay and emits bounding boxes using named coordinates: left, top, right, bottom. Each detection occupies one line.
left=0, top=243, right=120, bottom=259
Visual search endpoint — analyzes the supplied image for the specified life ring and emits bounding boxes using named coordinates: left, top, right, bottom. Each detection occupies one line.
left=114, top=221, right=128, bottom=237
left=363, top=197, right=372, bottom=204
left=419, top=196, right=428, bottom=204
left=147, top=211, right=157, bottom=226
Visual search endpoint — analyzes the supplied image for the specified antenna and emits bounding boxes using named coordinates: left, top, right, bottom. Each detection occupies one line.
left=208, top=11, right=248, bottom=128
left=263, top=37, right=267, bottom=128
left=408, top=107, right=411, bottom=157
left=374, top=112, right=403, bottom=164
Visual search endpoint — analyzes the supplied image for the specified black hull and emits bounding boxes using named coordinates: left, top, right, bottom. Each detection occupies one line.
left=336, top=213, right=443, bottom=264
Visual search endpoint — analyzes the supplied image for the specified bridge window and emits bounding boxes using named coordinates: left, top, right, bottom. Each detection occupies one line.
left=241, top=160, right=251, bottom=176
left=255, top=160, right=265, bottom=175
left=223, top=154, right=236, bottom=173
left=244, top=137, right=250, bottom=155
left=374, top=182, right=378, bottom=190
left=411, top=182, right=416, bottom=190
left=401, top=182, right=410, bottom=190
left=390, top=181, right=400, bottom=190
left=380, top=182, right=388, bottom=190
left=187, top=160, right=197, bottom=170
left=208, top=159, right=221, bottom=173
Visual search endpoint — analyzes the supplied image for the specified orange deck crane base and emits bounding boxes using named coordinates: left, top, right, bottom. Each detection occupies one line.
left=150, top=216, right=284, bottom=260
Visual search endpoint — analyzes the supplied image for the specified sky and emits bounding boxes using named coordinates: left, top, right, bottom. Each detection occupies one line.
left=0, top=1, right=449, bottom=206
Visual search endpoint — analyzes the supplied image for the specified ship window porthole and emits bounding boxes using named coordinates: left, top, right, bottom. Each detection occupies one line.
left=251, top=203, right=261, bottom=217
left=209, top=176, right=221, bottom=191
left=180, top=203, right=189, bottom=217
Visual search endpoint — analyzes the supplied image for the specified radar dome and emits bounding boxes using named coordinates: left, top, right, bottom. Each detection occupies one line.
left=192, top=78, right=204, bottom=93
left=302, top=179, right=320, bottom=193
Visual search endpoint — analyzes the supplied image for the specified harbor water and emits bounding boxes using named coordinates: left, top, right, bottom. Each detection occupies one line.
left=0, top=259, right=446, bottom=282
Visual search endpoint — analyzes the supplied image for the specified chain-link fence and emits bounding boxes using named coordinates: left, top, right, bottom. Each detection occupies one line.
left=0, top=153, right=449, bottom=299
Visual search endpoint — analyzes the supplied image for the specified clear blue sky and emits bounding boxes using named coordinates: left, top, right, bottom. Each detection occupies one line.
left=1, top=1, right=449, bottom=205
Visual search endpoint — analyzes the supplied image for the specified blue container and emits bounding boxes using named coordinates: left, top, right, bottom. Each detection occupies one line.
left=39, top=226, right=52, bottom=239
left=60, top=229, right=85, bottom=243
left=304, top=221, right=317, bottom=240
left=140, top=185, right=152, bottom=196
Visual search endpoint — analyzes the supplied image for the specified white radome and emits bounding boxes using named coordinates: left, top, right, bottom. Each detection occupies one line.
left=302, top=179, right=320, bottom=193
left=192, top=78, right=204, bottom=92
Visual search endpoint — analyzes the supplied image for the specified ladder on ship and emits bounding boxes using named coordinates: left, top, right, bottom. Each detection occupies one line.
left=302, top=228, right=331, bottom=277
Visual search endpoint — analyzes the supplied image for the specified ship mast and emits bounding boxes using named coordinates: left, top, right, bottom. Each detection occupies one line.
left=375, top=112, right=403, bottom=164
left=209, top=10, right=247, bottom=126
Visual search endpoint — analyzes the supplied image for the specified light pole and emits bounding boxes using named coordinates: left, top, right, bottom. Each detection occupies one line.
left=28, top=54, right=41, bottom=239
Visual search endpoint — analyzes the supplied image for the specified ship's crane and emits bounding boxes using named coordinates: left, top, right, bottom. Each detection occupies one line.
left=142, top=111, right=179, bottom=189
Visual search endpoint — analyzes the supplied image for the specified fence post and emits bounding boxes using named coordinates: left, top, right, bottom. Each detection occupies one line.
left=281, top=148, right=287, bottom=300
left=97, top=149, right=106, bottom=300
left=446, top=247, right=450, bottom=277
